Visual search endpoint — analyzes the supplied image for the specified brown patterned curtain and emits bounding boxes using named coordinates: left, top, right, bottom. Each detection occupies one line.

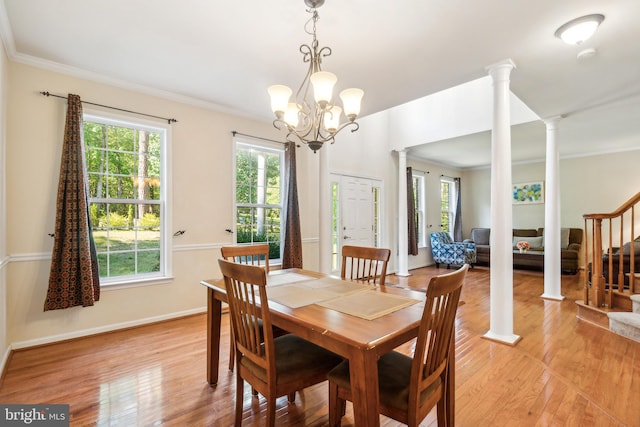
left=453, top=177, right=463, bottom=241
left=44, top=94, right=100, bottom=311
left=281, top=141, right=303, bottom=268
left=407, top=167, right=419, bottom=255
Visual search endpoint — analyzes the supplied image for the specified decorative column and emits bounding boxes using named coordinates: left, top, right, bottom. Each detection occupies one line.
left=541, top=117, right=564, bottom=300
left=484, top=59, right=521, bottom=345
left=397, top=150, right=409, bottom=276
left=319, top=143, right=331, bottom=274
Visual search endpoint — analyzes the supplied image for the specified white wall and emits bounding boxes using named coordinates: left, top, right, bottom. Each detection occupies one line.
left=387, top=77, right=539, bottom=150
left=5, top=62, right=320, bottom=346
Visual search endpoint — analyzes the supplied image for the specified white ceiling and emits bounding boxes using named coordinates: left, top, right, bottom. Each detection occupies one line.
left=2, top=0, right=639, bottom=168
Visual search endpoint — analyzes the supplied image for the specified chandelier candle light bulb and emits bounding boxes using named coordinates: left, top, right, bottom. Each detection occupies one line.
left=268, top=0, right=363, bottom=152
left=310, top=71, right=337, bottom=107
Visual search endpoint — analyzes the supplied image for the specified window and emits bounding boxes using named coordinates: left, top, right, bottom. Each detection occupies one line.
left=412, top=173, right=426, bottom=247
left=331, top=181, right=339, bottom=271
left=440, top=177, right=457, bottom=235
left=234, top=140, right=284, bottom=261
left=372, top=186, right=381, bottom=247
left=84, top=113, right=170, bottom=285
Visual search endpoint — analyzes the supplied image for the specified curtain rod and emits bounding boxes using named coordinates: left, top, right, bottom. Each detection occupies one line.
left=410, top=167, right=430, bottom=175
left=231, top=131, right=299, bottom=148
left=40, top=91, right=178, bottom=124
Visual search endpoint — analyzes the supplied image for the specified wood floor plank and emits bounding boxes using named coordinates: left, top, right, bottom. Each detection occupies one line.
left=2, top=266, right=640, bottom=426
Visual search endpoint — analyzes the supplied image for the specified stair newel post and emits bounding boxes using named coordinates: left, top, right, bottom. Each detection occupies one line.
left=593, top=218, right=605, bottom=307
left=607, top=219, right=614, bottom=307
left=618, top=216, right=625, bottom=289
left=583, top=218, right=590, bottom=306
left=631, top=206, right=636, bottom=293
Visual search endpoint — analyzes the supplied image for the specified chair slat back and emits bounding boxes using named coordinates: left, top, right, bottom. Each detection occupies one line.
left=410, top=264, right=467, bottom=411
left=218, top=259, right=274, bottom=373
left=221, top=244, right=270, bottom=273
left=341, top=245, right=391, bottom=286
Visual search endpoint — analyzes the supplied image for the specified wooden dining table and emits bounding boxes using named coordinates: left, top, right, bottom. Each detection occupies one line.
left=200, top=268, right=455, bottom=426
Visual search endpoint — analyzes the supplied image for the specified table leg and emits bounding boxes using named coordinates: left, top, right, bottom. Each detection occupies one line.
left=349, top=350, right=380, bottom=426
left=207, top=287, right=222, bottom=385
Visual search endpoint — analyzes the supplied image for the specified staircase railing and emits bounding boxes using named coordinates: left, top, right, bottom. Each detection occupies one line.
left=583, top=192, right=640, bottom=309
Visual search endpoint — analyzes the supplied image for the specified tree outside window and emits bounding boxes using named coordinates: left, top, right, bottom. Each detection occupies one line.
left=235, top=142, right=283, bottom=260
left=84, top=114, right=168, bottom=283
left=440, top=177, right=456, bottom=235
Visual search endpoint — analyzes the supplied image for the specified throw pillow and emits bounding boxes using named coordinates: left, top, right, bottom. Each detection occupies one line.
left=541, top=228, right=571, bottom=249
left=513, top=236, right=544, bottom=250
left=560, top=228, right=570, bottom=249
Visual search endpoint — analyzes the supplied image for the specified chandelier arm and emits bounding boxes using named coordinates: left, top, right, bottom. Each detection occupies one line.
left=317, top=46, right=332, bottom=60
left=299, top=44, right=313, bottom=63
left=329, top=120, right=360, bottom=138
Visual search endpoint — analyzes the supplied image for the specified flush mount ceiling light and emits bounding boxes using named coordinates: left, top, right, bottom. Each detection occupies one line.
left=554, top=14, right=605, bottom=45
left=268, top=0, right=363, bottom=153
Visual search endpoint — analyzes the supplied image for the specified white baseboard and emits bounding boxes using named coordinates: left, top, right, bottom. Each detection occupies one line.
left=0, top=345, right=10, bottom=378
left=10, top=307, right=208, bottom=350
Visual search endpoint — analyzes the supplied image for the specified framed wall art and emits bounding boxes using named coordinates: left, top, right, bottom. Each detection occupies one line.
left=512, top=181, right=544, bottom=204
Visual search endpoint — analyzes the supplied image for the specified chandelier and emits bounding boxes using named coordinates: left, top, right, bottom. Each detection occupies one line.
left=268, top=0, right=364, bottom=153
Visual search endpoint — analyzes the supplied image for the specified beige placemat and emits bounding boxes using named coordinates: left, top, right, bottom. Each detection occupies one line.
left=266, top=276, right=372, bottom=308
left=267, top=285, right=339, bottom=308
left=317, top=292, right=421, bottom=320
left=267, top=271, right=317, bottom=287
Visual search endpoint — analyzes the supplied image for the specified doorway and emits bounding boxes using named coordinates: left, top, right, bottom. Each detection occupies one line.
left=330, top=174, right=382, bottom=274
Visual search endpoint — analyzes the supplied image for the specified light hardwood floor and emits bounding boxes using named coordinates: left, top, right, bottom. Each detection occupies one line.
left=1, top=266, right=639, bottom=426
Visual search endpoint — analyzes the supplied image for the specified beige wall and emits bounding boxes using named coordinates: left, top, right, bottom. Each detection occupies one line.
left=3, top=59, right=639, bottom=350
left=463, top=151, right=640, bottom=247
left=0, top=32, right=8, bottom=368
left=5, top=63, right=321, bottom=346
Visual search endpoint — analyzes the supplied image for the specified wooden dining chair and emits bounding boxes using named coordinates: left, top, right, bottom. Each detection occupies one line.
left=220, top=244, right=282, bottom=372
left=341, top=245, right=391, bottom=286
left=218, top=259, right=343, bottom=427
left=221, top=244, right=271, bottom=272
left=327, top=263, right=468, bottom=427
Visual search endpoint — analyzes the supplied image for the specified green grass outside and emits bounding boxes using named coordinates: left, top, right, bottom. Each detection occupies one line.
left=93, top=229, right=160, bottom=277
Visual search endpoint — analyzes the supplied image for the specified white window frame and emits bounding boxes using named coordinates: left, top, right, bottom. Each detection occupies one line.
left=84, top=110, right=172, bottom=288
left=412, top=173, right=426, bottom=247
left=440, top=176, right=457, bottom=236
left=232, top=137, right=285, bottom=263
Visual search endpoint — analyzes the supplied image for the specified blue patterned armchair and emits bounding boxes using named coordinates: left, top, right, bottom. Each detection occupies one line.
left=429, top=232, right=476, bottom=268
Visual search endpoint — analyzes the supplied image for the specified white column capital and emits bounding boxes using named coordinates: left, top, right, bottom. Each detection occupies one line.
left=543, top=115, right=563, bottom=129
left=486, top=59, right=516, bottom=81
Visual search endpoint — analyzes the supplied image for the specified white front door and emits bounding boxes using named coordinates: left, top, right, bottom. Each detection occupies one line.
left=330, top=174, right=382, bottom=274
left=341, top=175, right=374, bottom=247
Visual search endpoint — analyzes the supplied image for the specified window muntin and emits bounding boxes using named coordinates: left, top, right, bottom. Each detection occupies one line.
left=84, top=114, right=168, bottom=284
left=234, top=141, right=284, bottom=261
left=440, top=177, right=456, bottom=235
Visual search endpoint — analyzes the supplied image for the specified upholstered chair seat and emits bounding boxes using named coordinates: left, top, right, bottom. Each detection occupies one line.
left=240, top=334, right=343, bottom=385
